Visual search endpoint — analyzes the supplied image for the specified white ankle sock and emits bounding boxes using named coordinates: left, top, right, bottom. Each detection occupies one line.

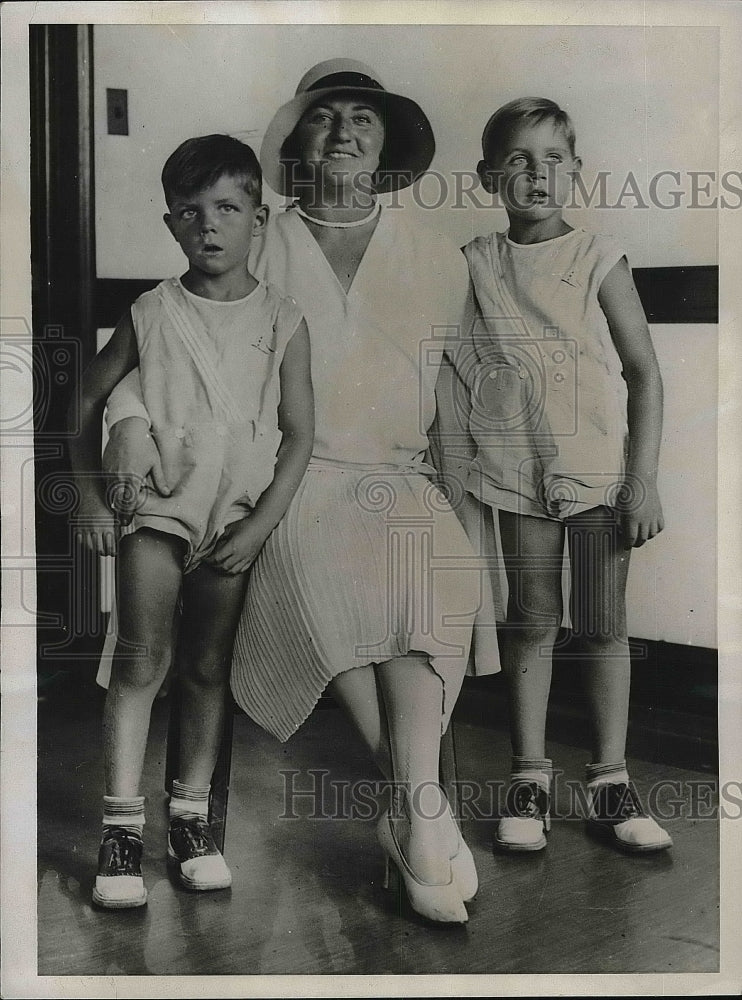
left=102, top=794, right=145, bottom=831
left=511, top=756, right=552, bottom=792
left=169, top=779, right=210, bottom=820
left=585, top=761, right=630, bottom=791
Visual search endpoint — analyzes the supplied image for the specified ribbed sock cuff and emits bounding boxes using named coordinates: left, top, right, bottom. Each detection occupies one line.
left=169, top=779, right=210, bottom=819
left=102, top=794, right=145, bottom=829
left=585, top=761, right=630, bottom=789
left=511, top=757, right=552, bottom=791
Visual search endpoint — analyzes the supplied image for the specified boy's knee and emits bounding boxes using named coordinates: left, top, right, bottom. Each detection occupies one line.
left=113, top=639, right=173, bottom=689
left=572, top=627, right=628, bottom=652
left=506, top=612, right=561, bottom=645
left=180, top=654, right=230, bottom=690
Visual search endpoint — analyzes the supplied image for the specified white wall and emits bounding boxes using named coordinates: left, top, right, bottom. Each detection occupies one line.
left=627, top=324, right=716, bottom=647
left=92, top=24, right=719, bottom=648
left=93, top=23, right=718, bottom=277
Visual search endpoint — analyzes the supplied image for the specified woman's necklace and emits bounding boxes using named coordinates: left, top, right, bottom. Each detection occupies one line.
left=292, top=200, right=381, bottom=229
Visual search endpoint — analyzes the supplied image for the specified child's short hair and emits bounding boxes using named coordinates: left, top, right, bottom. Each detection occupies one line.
left=481, top=98, right=577, bottom=163
left=162, top=134, right=262, bottom=206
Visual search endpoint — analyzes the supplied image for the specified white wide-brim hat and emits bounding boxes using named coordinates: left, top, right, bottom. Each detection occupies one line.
left=260, top=58, right=436, bottom=195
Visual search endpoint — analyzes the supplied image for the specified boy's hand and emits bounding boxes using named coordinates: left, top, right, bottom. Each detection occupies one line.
left=74, top=492, right=119, bottom=557
left=103, top=416, right=171, bottom=525
left=207, top=518, right=269, bottom=575
left=619, top=479, right=664, bottom=549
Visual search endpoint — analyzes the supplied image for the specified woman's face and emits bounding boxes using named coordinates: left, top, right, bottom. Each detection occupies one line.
left=293, top=96, right=385, bottom=195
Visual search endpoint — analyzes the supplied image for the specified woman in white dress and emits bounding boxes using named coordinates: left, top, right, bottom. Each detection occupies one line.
left=105, top=59, right=500, bottom=924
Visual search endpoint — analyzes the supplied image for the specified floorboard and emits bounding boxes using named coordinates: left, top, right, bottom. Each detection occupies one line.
left=37, top=678, right=719, bottom=977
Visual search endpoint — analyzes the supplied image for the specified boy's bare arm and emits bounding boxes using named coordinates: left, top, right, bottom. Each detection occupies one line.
left=67, top=311, right=140, bottom=555
left=598, top=257, right=664, bottom=548
left=208, top=318, right=314, bottom=574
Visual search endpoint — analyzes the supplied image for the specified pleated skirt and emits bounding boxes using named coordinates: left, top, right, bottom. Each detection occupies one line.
left=230, top=462, right=497, bottom=742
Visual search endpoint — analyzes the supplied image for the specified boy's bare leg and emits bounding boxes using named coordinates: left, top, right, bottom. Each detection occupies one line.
left=162, top=560, right=249, bottom=892
left=494, top=511, right=564, bottom=852
left=95, top=527, right=184, bottom=908
left=566, top=505, right=670, bottom=851
left=104, top=528, right=185, bottom=797
left=176, top=560, right=250, bottom=787
left=567, top=505, right=631, bottom=764
left=498, top=510, right=565, bottom=759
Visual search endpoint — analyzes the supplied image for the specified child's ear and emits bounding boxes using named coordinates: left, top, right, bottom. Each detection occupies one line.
left=477, top=159, right=499, bottom=194
left=571, top=155, right=583, bottom=175
left=163, top=213, right=176, bottom=239
left=252, top=204, right=269, bottom=236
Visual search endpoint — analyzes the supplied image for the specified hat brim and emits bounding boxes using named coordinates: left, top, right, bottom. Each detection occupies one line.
left=260, top=85, right=435, bottom=196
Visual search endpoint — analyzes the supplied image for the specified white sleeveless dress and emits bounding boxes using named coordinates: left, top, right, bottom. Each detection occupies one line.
left=461, top=228, right=629, bottom=520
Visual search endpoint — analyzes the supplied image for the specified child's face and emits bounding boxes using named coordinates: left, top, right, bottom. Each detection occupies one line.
left=164, top=174, right=267, bottom=277
left=481, top=120, right=580, bottom=223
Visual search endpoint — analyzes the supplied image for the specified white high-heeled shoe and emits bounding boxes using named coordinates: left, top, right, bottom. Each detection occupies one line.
left=377, top=811, right=468, bottom=925
left=444, top=803, right=478, bottom=901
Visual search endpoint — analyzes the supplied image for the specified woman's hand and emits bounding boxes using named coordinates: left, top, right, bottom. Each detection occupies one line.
left=102, top=416, right=170, bottom=524
left=74, top=491, right=119, bottom=557
left=206, top=518, right=270, bottom=575
left=619, top=478, right=665, bottom=548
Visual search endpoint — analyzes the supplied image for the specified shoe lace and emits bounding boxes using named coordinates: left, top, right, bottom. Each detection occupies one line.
left=171, top=815, right=216, bottom=857
left=592, top=782, right=646, bottom=822
left=102, top=828, right=142, bottom=875
left=506, top=781, right=549, bottom=819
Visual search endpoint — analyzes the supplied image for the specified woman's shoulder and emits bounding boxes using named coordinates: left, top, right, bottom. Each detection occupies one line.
left=391, top=210, right=470, bottom=284
left=247, top=210, right=297, bottom=280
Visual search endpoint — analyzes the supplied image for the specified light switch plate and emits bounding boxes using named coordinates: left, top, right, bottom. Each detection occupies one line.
left=106, top=89, right=128, bottom=135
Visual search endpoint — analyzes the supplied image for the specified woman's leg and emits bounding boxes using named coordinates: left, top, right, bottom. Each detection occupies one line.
left=327, top=666, right=392, bottom=779
left=329, top=664, right=471, bottom=872
left=566, top=506, right=631, bottom=763
left=375, top=653, right=453, bottom=886
left=498, top=510, right=566, bottom=759
left=176, top=561, right=250, bottom=787
left=103, top=528, right=185, bottom=797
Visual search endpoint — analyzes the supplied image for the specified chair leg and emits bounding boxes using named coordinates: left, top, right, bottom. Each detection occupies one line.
left=208, top=697, right=235, bottom=854
left=439, top=718, right=460, bottom=818
left=164, top=676, right=182, bottom=797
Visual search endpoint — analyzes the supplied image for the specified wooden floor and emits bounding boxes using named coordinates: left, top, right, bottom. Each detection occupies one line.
left=37, top=676, right=719, bottom=978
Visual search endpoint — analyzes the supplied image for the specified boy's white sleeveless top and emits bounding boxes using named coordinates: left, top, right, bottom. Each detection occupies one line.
left=229, top=207, right=502, bottom=743
left=131, top=277, right=302, bottom=560
left=463, top=228, right=629, bottom=520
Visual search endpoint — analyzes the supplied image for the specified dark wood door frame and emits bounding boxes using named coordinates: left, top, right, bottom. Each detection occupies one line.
left=31, top=24, right=103, bottom=677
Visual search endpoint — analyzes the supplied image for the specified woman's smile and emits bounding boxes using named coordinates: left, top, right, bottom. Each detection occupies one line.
left=295, top=97, right=384, bottom=190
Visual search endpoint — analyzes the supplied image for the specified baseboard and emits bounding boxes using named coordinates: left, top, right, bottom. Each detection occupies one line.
left=457, top=631, right=718, bottom=773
